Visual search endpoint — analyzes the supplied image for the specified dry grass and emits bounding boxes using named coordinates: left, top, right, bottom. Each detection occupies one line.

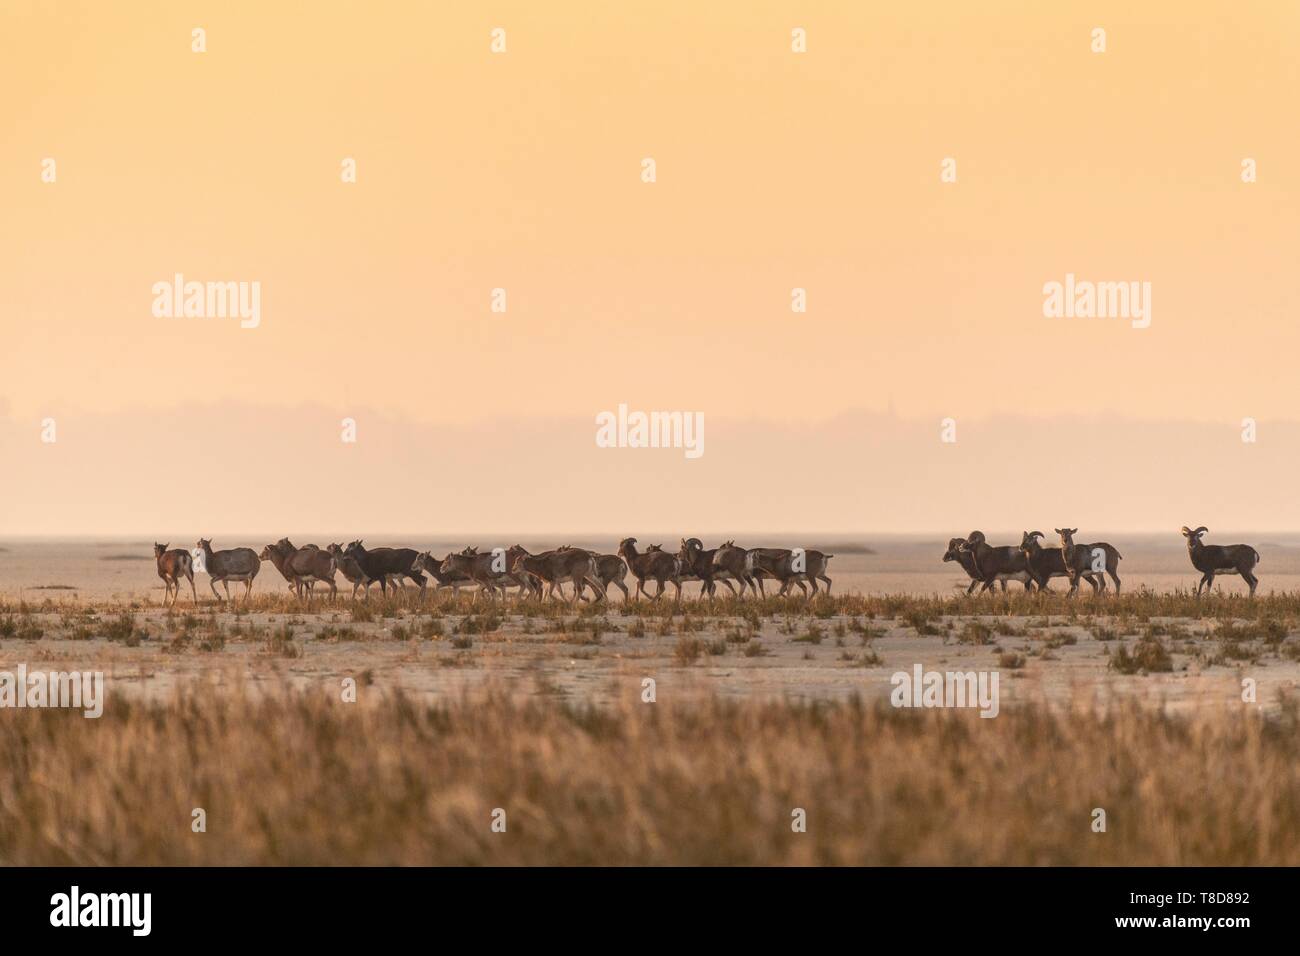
left=1109, top=637, right=1174, bottom=674
left=0, top=683, right=1295, bottom=866
left=9, top=587, right=1300, bottom=627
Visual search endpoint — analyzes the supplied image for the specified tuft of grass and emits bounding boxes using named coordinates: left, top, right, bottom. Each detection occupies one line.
left=956, top=621, right=994, bottom=646
left=198, top=629, right=226, bottom=652
left=456, top=614, right=502, bottom=636
left=1217, top=618, right=1288, bottom=646
left=792, top=623, right=824, bottom=645
left=725, top=626, right=752, bottom=644
left=1218, top=641, right=1255, bottom=662
left=1110, top=638, right=1173, bottom=674
left=265, top=625, right=301, bottom=658
left=0, top=612, right=44, bottom=641
left=902, top=608, right=942, bottom=636
left=674, top=636, right=704, bottom=666
left=103, top=611, right=136, bottom=644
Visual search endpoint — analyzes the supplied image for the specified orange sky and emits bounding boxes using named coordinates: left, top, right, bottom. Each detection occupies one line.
left=1, top=2, right=1297, bottom=534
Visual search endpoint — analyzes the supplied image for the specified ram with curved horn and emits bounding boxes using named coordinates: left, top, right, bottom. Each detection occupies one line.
left=1181, top=526, right=1260, bottom=597
left=676, top=538, right=737, bottom=600
left=1019, top=531, right=1100, bottom=593
left=960, top=531, right=1033, bottom=593
left=943, top=537, right=1006, bottom=595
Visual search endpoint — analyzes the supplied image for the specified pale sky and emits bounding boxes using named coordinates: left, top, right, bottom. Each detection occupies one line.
left=1, top=1, right=1297, bottom=534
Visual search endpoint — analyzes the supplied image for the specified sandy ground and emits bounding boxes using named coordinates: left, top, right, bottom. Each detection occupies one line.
left=3, top=600, right=1296, bottom=714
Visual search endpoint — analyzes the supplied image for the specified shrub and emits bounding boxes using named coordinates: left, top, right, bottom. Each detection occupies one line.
left=1110, top=638, right=1172, bottom=674
left=956, top=621, right=994, bottom=645
left=674, top=636, right=704, bottom=666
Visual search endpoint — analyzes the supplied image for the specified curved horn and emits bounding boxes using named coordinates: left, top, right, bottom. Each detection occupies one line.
left=965, top=530, right=985, bottom=545
left=1193, top=526, right=1208, bottom=536
left=1030, top=531, right=1044, bottom=541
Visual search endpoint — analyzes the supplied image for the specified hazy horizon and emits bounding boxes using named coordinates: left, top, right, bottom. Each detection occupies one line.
left=7, top=401, right=1300, bottom=536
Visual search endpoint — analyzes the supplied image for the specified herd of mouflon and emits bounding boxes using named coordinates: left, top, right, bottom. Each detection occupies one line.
left=148, top=527, right=1263, bottom=606
left=942, top=527, right=1260, bottom=597
left=149, top=537, right=834, bottom=606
